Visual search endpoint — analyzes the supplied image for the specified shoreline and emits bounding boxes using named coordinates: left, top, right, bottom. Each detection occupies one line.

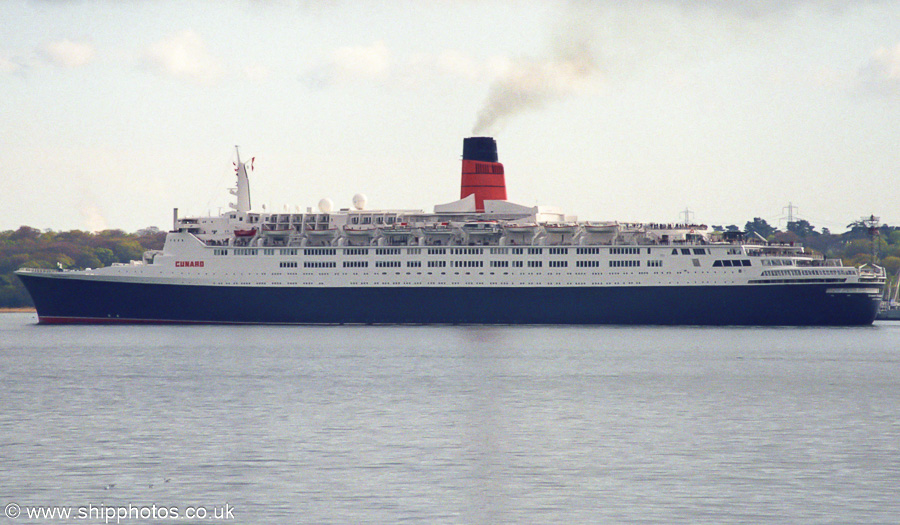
left=0, top=307, right=36, bottom=313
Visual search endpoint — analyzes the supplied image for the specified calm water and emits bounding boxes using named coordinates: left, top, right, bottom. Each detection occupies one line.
left=1, top=313, right=899, bottom=524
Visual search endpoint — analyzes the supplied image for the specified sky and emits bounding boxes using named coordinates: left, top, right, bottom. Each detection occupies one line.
left=2, top=0, right=899, bottom=234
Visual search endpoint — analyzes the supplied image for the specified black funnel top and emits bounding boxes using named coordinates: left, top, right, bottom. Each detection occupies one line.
left=463, top=137, right=499, bottom=162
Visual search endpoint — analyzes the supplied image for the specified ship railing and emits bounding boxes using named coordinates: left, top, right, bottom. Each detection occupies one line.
left=858, top=264, right=886, bottom=281
left=796, top=257, right=831, bottom=267
left=16, top=267, right=61, bottom=274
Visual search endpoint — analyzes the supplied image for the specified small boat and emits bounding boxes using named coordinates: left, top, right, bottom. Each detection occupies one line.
left=582, top=221, right=618, bottom=234
left=416, top=223, right=454, bottom=246
left=542, top=222, right=579, bottom=235
left=234, top=228, right=257, bottom=237
left=261, top=224, right=291, bottom=237
left=342, top=225, right=378, bottom=236
left=502, top=222, right=540, bottom=234
left=375, top=224, right=414, bottom=246
left=462, top=220, right=501, bottom=234
left=305, top=226, right=337, bottom=236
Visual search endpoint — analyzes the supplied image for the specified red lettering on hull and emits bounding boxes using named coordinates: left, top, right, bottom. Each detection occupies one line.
left=175, top=261, right=205, bottom=268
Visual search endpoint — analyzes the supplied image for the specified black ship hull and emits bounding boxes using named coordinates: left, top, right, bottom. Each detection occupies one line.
left=17, top=272, right=882, bottom=326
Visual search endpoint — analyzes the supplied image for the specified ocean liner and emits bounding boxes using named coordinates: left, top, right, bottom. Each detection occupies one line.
left=17, top=137, right=885, bottom=325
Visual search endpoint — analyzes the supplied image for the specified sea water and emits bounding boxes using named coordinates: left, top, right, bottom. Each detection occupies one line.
left=1, top=312, right=898, bottom=524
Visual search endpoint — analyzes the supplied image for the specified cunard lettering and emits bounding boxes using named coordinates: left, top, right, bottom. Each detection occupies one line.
left=175, top=261, right=204, bottom=268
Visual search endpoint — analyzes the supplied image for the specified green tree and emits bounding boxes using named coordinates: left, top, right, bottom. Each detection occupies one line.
left=745, top=218, right=777, bottom=239
left=94, top=247, right=116, bottom=266
left=0, top=226, right=166, bottom=307
left=787, top=220, right=817, bottom=237
left=881, top=256, right=900, bottom=277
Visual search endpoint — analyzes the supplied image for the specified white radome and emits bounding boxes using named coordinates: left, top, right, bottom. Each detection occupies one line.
left=352, top=193, right=367, bottom=210
left=318, top=198, right=333, bottom=213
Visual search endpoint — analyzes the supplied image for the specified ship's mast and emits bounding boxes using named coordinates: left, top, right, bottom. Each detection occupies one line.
left=863, top=214, right=880, bottom=264
left=230, top=146, right=251, bottom=213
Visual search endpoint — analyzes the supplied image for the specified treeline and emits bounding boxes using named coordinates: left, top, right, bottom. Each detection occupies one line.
left=2, top=219, right=900, bottom=308
left=0, top=226, right=166, bottom=307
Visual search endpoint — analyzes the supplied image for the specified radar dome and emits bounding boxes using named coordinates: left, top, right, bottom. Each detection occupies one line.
left=317, top=198, right=333, bottom=213
left=352, top=193, right=367, bottom=210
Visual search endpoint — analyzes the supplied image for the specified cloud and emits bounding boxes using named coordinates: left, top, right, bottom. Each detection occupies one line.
left=301, top=41, right=390, bottom=87
left=41, top=39, right=95, bottom=68
left=242, top=63, right=271, bottom=82
left=587, top=0, right=888, bottom=17
left=143, top=30, right=222, bottom=83
left=0, top=51, right=24, bottom=73
left=859, top=43, right=900, bottom=97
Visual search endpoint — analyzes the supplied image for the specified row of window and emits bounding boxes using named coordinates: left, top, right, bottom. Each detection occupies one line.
left=304, top=261, right=336, bottom=268
left=761, top=268, right=855, bottom=277
left=218, top=246, right=728, bottom=258
left=451, top=261, right=484, bottom=267
left=713, top=259, right=752, bottom=267
left=282, top=259, right=667, bottom=270
left=277, top=259, right=740, bottom=272
left=760, top=259, right=794, bottom=266
left=751, top=278, right=845, bottom=285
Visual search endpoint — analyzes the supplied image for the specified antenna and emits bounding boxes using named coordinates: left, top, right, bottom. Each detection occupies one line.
left=863, top=214, right=880, bottom=264
left=679, top=207, right=694, bottom=225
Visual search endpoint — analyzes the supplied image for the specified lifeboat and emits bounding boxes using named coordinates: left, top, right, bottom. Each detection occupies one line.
left=261, top=224, right=291, bottom=237
left=342, top=225, right=378, bottom=237
left=502, top=222, right=540, bottom=234
left=462, top=220, right=501, bottom=235
left=582, top=221, right=618, bottom=234
left=305, top=226, right=337, bottom=236
left=374, top=223, right=414, bottom=246
left=419, top=222, right=454, bottom=245
left=234, top=228, right=257, bottom=237
left=542, top=222, right=579, bottom=235
left=380, top=223, right=414, bottom=240
left=421, top=222, right=452, bottom=235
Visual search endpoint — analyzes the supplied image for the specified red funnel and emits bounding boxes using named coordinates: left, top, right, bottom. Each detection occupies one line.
left=461, top=137, right=506, bottom=212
